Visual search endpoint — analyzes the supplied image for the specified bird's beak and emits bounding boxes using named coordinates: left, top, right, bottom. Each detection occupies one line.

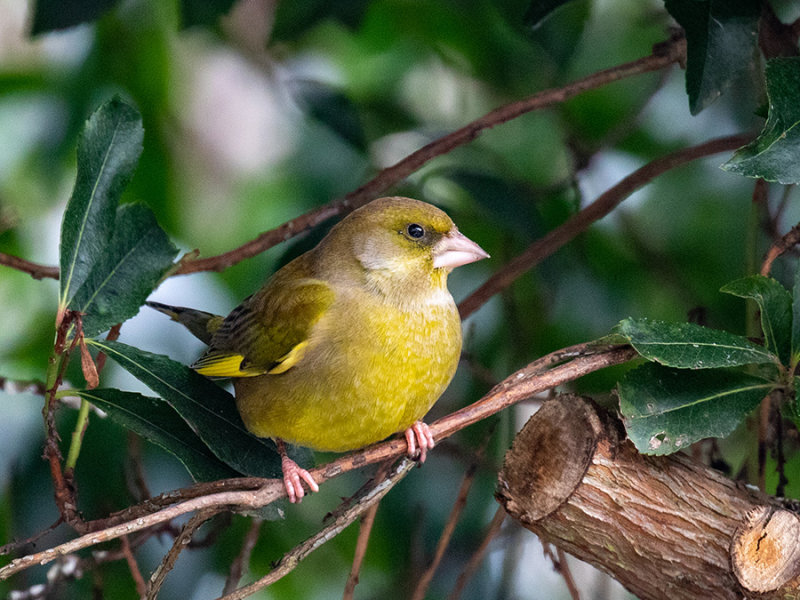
left=432, top=230, right=489, bottom=269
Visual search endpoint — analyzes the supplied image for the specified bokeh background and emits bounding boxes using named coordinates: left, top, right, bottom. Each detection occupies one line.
left=1, top=0, right=796, bottom=598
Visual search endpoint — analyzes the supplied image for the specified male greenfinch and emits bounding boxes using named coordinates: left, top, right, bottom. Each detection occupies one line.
left=150, top=197, right=488, bottom=502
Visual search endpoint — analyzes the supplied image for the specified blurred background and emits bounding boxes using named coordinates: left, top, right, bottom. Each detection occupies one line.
left=0, top=0, right=793, bottom=598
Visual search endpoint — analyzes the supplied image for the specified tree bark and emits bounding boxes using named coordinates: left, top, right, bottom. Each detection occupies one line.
left=496, top=394, right=800, bottom=600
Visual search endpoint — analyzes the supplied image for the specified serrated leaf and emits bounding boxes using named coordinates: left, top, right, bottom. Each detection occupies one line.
left=31, top=0, right=120, bottom=34
left=90, top=339, right=311, bottom=478
left=721, top=57, right=800, bottom=183
left=614, top=317, right=776, bottom=368
left=721, top=275, right=792, bottom=365
left=70, top=203, right=178, bottom=337
left=618, top=363, right=771, bottom=455
left=59, top=97, right=144, bottom=309
left=664, top=0, right=760, bottom=114
left=78, top=388, right=238, bottom=482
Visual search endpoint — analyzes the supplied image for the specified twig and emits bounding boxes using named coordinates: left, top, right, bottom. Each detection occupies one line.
left=761, top=221, right=800, bottom=276
left=459, top=133, right=754, bottom=319
left=342, top=503, right=379, bottom=600
left=554, top=547, right=582, bottom=600
left=342, top=462, right=390, bottom=599
left=217, top=459, right=416, bottom=600
left=448, top=505, right=506, bottom=600
left=410, top=426, right=495, bottom=600
left=146, top=508, right=219, bottom=599
left=222, top=518, right=263, bottom=596
left=119, top=534, right=147, bottom=597
left=173, top=36, right=685, bottom=276
left=0, top=343, right=636, bottom=580
left=0, top=252, right=59, bottom=279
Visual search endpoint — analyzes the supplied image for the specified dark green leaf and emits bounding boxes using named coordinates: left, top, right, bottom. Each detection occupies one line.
left=70, top=203, right=178, bottom=338
left=179, top=0, right=237, bottom=28
left=78, top=388, right=238, bottom=482
left=721, top=57, right=800, bottom=183
left=59, top=97, right=143, bottom=309
left=292, top=80, right=367, bottom=151
left=721, top=275, right=792, bottom=365
left=664, top=0, right=760, bottom=114
left=528, top=0, right=590, bottom=67
left=525, top=0, right=577, bottom=28
left=31, top=0, right=120, bottom=34
left=90, top=340, right=311, bottom=478
left=618, top=363, right=771, bottom=455
left=614, top=317, right=776, bottom=368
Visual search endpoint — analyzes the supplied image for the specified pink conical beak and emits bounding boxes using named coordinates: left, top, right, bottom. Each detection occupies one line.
left=433, top=230, right=489, bottom=269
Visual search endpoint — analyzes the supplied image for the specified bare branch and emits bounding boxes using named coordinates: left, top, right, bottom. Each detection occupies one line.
left=0, top=252, right=59, bottom=280
left=448, top=506, right=506, bottom=600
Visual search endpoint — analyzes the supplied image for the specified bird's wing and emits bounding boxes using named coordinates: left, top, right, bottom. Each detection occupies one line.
left=191, top=278, right=335, bottom=378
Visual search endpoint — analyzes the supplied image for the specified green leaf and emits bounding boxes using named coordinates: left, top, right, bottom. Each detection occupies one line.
left=70, top=203, right=178, bottom=338
left=721, top=275, right=792, bottom=365
left=77, top=388, right=238, bottom=482
left=793, top=262, right=800, bottom=364
left=618, top=363, right=771, bottom=455
left=90, top=340, right=311, bottom=479
left=721, top=57, right=800, bottom=184
left=292, top=80, right=367, bottom=152
left=179, top=0, right=237, bottom=28
left=31, top=0, right=120, bottom=34
left=59, top=97, right=144, bottom=309
left=525, top=0, right=576, bottom=28
left=613, top=317, right=777, bottom=368
left=664, top=0, right=760, bottom=114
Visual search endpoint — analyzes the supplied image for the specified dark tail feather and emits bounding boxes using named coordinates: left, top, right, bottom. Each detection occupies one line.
left=146, top=301, right=224, bottom=345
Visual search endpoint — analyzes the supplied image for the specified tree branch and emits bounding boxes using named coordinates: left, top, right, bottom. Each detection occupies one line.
left=0, top=252, right=59, bottom=279
left=0, top=343, right=636, bottom=580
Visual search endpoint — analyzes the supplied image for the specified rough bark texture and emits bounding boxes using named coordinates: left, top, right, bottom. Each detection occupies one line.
left=496, top=394, right=800, bottom=600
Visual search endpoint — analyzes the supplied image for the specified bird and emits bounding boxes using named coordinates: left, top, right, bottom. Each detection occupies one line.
left=149, top=196, right=488, bottom=502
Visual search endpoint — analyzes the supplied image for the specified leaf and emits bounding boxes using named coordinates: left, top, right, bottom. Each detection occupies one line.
left=524, top=0, right=577, bottom=28
left=90, top=340, right=311, bottom=478
left=70, top=203, right=178, bottom=338
left=179, top=0, right=237, bottom=28
left=613, top=317, right=777, bottom=368
left=292, top=80, right=367, bottom=151
left=78, top=388, right=239, bottom=482
left=618, top=363, right=771, bottom=455
left=793, top=262, right=800, bottom=364
left=721, top=57, right=800, bottom=184
left=59, top=97, right=144, bottom=310
left=721, top=275, right=792, bottom=366
left=31, top=0, right=121, bottom=34
left=664, top=0, right=760, bottom=114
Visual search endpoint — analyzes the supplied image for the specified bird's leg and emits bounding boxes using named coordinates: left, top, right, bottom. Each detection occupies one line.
left=404, top=421, right=435, bottom=463
left=276, top=438, right=319, bottom=503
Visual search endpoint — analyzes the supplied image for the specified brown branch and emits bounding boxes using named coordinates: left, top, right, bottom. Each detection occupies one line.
left=448, top=505, right=506, bottom=600
left=175, top=36, right=685, bottom=276
left=217, top=459, right=416, bottom=600
left=0, top=343, right=636, bottom=580
left=761, top=221, right=800, bottom=276
left=0, top=252, right=59, bottom=280
left=459, top=133, right=754, bottom=319
left=223, top=517, right=263, bottom=596
left=342, top=504, right=379, bottom=600
left=120, top=534, right=147, bottom=597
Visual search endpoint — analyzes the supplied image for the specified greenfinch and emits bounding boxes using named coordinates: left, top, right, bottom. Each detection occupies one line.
left=150, top=197, right=488, bottom=502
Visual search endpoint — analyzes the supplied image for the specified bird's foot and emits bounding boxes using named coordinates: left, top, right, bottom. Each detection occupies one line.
left=404, top=421, right=435, bottom=463
left=277, top=440, right=319, bottom=503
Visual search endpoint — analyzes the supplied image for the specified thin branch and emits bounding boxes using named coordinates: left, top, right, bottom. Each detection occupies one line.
left=761, top=221, right=800, bottom=276
left=342, top=504, right=379, bottom=600
left=223, top=518, right=263, bottom=596
left=119, top=534, right=147, bottom=597
left=448, top=505, right=507, bottom=600
left=0, top=343, right=636, bottom=580
left=410, top=426, right=495, bottom=600
left=0, top=252, right=59, bottom=279
left=459, top=133, right=754, bottom=319
left=146, top=508, right=219, bottom=599
left=174, top=36, right=685, bottom=276
left=216, top=459, right=416, bottom=600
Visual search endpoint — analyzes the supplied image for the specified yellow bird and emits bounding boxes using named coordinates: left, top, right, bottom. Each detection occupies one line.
left=150, top=197, right=488, bottom=502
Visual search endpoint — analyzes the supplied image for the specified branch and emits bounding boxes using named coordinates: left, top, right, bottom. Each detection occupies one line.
left=0, top=343, right=636, bottom=580
left=174, top=35, right=685, bottom=275
left=0, top=252, right=59, bottom=279
left=459, top=133, right=754, bottom=319
left=496, top=393, right=794, bottom=600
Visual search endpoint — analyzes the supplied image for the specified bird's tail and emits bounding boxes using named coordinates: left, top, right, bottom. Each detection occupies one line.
left=146, top=301, right=224, bottom=345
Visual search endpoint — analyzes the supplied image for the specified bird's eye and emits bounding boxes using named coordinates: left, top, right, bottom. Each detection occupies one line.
left=407, top=223, right=425, bottom=239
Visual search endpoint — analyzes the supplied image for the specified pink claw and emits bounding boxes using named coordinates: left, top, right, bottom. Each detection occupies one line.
left=277, top=439, right=319, bottom=503
left=404, top=421, right=435, bottom=463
